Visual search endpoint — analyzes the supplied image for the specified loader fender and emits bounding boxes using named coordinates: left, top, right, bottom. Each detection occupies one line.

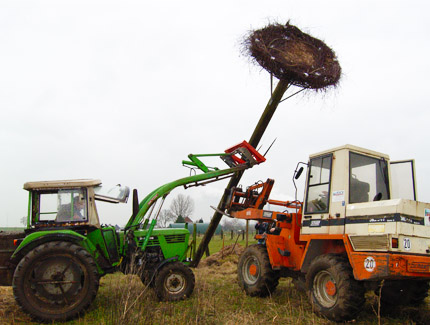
left=10, top=231, right=100, bottom=271
left=156, top=256, right=180, bottom=271
left=300, top=238, right=346, bottom=273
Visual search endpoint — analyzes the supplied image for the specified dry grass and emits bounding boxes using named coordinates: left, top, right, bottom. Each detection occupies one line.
left=1, top=240, right=430, bottom=324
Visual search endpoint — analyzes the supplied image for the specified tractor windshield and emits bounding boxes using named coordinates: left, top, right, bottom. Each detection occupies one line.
left=349, top=152, right=389, bottom=203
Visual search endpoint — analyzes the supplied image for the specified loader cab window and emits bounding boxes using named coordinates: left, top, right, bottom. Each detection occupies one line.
left=305, top=155, right=332, bottom=213
left=35, top=189, right=88, bottom=223
left=390, top=160, right=416, bottom=200
left=349, top=152, right=389, bottom=204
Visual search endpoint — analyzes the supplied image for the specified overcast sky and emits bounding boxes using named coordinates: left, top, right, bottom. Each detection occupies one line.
left=1, top=0, right=429, bottom=227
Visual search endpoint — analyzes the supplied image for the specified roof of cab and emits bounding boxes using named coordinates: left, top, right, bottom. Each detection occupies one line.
left=24, top=179, right=102, bottom=190
left=309, top=144, right=390, bottom=160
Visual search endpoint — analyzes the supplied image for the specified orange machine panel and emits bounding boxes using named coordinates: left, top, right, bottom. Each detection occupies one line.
left=349, top=252, right=430, bottom=280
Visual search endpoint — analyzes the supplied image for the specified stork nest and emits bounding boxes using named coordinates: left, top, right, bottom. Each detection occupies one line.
left=244, top=22, right=341, bottom=89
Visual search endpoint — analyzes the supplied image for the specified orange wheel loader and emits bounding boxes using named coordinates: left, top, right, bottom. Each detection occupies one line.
left=226, top=144, right=430, bottom=322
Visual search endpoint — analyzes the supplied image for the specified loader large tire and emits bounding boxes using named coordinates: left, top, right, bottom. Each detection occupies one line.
left=154, top=262, right=195, bottom=301
left=12, top=241, right=99, bottom=322
left=237, top=244, right=279, bottom=297
left=377, top=280, right=429, bottom=308
left=306, top=254, right=364, bottom=322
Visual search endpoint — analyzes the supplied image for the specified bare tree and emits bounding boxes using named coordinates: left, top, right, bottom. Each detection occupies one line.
left=20, top=216, right=27, bottom=226
left=222, top=218, right=246, bottom=231
left=169, top=194, right=194, bottom=221
left=157, top=209, right=176, bottom=228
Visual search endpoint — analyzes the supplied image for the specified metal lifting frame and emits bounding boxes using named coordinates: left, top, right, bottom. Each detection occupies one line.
left=124, top=141, right=265, bottom=251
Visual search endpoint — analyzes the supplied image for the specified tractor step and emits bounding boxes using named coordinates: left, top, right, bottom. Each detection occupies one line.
left=278, top=248, right=291, bottom=257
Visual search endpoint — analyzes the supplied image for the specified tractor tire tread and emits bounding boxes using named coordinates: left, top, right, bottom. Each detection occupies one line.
left=378, top=280, right=430, bottom=309
left=238, top=244, right=279, bottom=297
left=306, top=253, right=364, bottom=322
left=12, top=241, right=99, bottom=322
left=154, top=261, right=195, bottom=301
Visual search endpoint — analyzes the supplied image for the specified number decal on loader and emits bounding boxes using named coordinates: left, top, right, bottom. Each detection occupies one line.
left=364, top=257, right=376, bottom=272
left=403, top=238, right=411, bottom=251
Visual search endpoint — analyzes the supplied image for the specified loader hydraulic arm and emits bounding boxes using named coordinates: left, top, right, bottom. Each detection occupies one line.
left=124, top=141, right=265, bottom=231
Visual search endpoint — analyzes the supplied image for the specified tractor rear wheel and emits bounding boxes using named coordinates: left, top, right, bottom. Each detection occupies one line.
left=237, top=244, right=279, bottom=297
left=377, top=280, right=429, bottom=308
left=154, top=262, right=195, bottom=301
left=12, top=241, right=99, bottom=322
left=306, top=254, right=364, bottom=322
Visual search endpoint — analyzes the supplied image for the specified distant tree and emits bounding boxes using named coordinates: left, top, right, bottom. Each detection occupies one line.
left=198, top=218, right=204, bottom=223
left=170, top=194, right=194, bottom=221
left=221, top=218, right=245, bottom=231
left=175, top=215, right=186, bottom=223
left=157, top=209, right=176, bottom=228
left=20, top=216, right=27, bottom=226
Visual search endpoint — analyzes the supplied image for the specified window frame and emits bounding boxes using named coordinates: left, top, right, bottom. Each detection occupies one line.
left=390, top=160, right=416, bottom=201
left=348, top=152, right=390, bottom=204
left=31, top=188, right=89, bottom=224
left=304, top=154, right=333, bottom=214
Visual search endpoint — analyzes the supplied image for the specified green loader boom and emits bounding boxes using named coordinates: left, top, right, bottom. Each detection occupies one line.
left=124, top=140, right=265, bottom=254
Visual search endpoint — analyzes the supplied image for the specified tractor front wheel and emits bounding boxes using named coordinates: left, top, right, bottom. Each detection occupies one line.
left=237, top=244, right=279, bottom=297
left=306, top=254, right=364, bottom=322
left=12, top=241, right=99, bottom=322
left=154, top=262, right=195, bottom=301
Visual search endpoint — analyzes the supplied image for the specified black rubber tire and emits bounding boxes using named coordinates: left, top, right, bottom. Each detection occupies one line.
left=154, top=262, right=195, bottom=301
left=306, top=254, right=364, bottom=322
left=292, top=273, right=307, bottom=292
left=12, top=241, right=99, bottom=322
left=377, top=280, right=429, bottom=308
left=237, top=244, right=279, bottom=297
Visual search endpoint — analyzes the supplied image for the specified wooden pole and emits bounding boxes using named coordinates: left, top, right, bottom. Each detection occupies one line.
left=246, top=219, right=249, bottom=248
left=222, top=235, right=225, bottom=259
left=191, top=79, right=290, bottom=267
left=192, top=223, right=197, bottom=260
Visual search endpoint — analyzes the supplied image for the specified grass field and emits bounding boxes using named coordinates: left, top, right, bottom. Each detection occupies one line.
left=1, top=236, right=430, bottom=324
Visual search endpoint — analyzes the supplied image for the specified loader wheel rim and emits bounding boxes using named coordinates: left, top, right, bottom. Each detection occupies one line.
left=325, top=280, right=336, bottom=296
left=164, top=273, right=186, bottom=294
left=242, top=256, right=260, bottom=285
left=313, top=270, right=337, bottom=308
left=249, top=264, right=258, bottom=276
left=34, top=257, right=81, bottom=298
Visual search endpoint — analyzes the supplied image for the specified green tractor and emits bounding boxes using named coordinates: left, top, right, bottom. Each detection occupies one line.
left=0, top=141, right=265, bottom=321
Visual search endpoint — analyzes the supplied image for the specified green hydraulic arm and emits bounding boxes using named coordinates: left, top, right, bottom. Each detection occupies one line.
left=124, top=141, right=265, bottom=252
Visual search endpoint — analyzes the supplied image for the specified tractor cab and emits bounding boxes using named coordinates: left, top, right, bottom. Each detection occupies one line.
left=24, top=179, right=130, bottom=230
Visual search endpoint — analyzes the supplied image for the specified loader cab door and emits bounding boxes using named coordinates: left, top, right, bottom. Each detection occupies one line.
left=390, top=160, right=416, bottom=200
left=302, top=154, right=333, bottom=234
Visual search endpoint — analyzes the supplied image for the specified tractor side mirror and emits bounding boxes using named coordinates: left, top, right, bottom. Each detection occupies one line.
left=295, top=167, right=304, bottom=180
